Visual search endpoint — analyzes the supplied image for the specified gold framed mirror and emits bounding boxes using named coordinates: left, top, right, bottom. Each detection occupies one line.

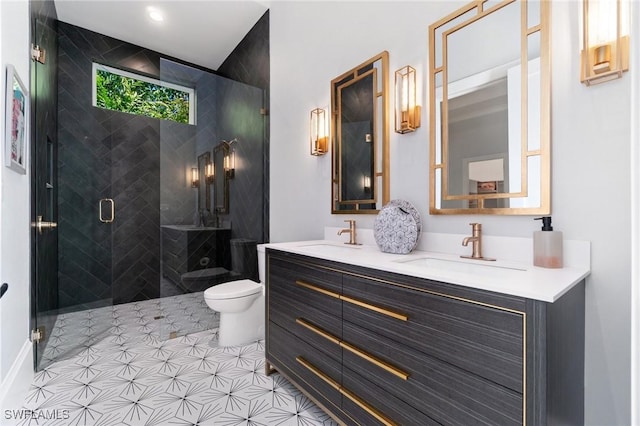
left=213, top=142, right=230, bottom=214
left=429, top=0, right=550, bottom=215
left=331, top=51, right=389, bottom=214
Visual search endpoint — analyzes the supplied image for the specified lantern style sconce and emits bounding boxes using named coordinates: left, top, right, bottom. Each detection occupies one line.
left=310, top=108, right=328, bottom=155
left=581, top=0, right=630, bottom=85
left=190, top=167, right=199, bottom=188
left=395, top=65, right=421, bottom=133
left=205, top=162, right=214, bottom=183
left=224, top=149, right=235, bottom=179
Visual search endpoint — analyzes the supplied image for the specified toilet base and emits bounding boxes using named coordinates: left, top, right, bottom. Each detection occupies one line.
left=215, top=295, right=265, bottom=347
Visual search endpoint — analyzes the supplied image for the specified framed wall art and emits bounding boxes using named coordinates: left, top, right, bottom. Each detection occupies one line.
left=5, top=64, right=28, bottom=174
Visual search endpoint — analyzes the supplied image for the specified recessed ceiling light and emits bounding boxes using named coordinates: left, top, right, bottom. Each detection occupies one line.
left=147, top=7, right=164, bottom=22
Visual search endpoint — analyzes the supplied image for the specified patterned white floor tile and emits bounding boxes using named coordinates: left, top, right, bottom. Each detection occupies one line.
left=23, top=293, right=336, bottom=426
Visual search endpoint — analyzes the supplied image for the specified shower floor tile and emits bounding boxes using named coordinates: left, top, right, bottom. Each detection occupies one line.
left=20, top=294, right=337, bottom=426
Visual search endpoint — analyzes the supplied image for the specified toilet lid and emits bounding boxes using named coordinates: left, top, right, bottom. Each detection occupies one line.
left=204, top=279, right=262, bottom=300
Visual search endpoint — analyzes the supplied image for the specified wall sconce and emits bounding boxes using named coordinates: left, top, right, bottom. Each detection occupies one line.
left=205, top=162, right=214, bottom=183
left=395, top=65, right=421, bottom=133
left=190, top=167, right=199, bottom=188
left=310, top=108, right=328, bottom=155
left=581, top=0, right=629, bottom=85
left=224, top=149, right=235, bottom=179
left=363, top=175, right=371, bottom=193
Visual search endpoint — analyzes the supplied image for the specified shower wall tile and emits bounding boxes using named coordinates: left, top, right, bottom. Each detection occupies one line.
left=217, top=11, right=269, bottom=91
left=215, top=79, right=265, bottom=244
left=217, top=10, right=270, bottom=243
left=159, top=60, right=217, bottom=227
left=58, top=22, right=162, bottom=309
left=110, top=113, right=161, bottom=304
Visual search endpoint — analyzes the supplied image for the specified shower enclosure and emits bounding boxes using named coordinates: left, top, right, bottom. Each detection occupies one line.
left=31, top=21, right=266, bottom=370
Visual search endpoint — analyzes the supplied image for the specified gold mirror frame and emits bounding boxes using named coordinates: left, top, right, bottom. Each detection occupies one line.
left=429, top=0, right=550, bottom=215
left=331, top=51, right=389, bottom=214
left=213, top=142, right=230, bottom=214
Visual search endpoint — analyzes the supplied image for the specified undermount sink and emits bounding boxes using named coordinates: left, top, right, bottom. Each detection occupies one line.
left=394, top=256, right=527, bottom=275
left=297, top=243, right=363, bottom=254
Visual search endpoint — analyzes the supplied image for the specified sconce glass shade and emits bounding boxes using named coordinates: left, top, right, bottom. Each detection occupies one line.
left=581, top=0, right=629, bottom=85
left=205, top=162, right=214, bottom=183
left=363, top=175, right=371, bottom=193
left=395, top=65, right=421, bottom=133
left=224, top=149, right=235, bottom=179
left=310, top=108, right=328, bottom=155
left=191, top=167, right=199, bottom=188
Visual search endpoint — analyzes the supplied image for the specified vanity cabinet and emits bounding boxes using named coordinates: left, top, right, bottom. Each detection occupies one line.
left=265, top=249, right=585, bottom=426
left=161, top=226, right=231, bottom=288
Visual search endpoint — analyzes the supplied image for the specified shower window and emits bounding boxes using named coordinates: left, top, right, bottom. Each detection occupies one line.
left=92, top=63, right=195, bottom=124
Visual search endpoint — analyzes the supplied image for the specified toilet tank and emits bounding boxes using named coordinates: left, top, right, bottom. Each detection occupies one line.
left=257, top=244, right=266, bottom=283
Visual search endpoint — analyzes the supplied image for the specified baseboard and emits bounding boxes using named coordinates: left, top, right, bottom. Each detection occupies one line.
left=0, top=339, right=33, bottom=412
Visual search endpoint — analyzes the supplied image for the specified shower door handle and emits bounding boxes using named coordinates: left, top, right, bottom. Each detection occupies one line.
left=99, top=198, right=115, bottom=223
left=33, top=215, right=57, bottom=235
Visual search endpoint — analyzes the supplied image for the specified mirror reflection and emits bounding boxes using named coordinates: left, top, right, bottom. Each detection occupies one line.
left=429, top=0, right=550, bottom=214
left=213, top=141, right=230, bottom=214
left=197, top=151, right=211, bottom=213
left=331, top=51, right=389, bottom=213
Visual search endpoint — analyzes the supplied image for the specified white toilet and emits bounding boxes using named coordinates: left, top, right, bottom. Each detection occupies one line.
left=203, top=245, right=265, bottom=347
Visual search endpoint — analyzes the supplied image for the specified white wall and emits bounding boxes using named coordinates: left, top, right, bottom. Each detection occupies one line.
left=270, top=1, right=632, bottom=424
left=0, top=0, right=33, bottom=408
left=631, top=1, right=640, bottom=423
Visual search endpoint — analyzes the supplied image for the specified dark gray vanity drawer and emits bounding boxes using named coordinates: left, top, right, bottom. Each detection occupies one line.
left=342, top=321, right=523, bottom=425
left=268, top=255, right=342, bottom=314
left=267, top=322, right=342, bottom=413
left=341, top=367, right=440, bottom=426
left=342, top=274, right=524, bottom=392
left=269, top=288, right=342, bottom=360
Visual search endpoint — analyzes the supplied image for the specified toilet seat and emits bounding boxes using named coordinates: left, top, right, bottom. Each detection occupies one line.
left=204, top=279, right=262, bottom=300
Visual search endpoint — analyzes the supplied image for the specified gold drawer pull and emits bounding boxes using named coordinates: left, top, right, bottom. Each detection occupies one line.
left=296, top=356, right=341, bottom=391
left=340, top=295, right=409, bottom=322
left=295, top=280, right=408, bottom=322
left=340, top=341, right=409, bottom=381
left=295, top=318, right=340, bottom=345
left=295, top=280, right=340, bottom=298
left=296, top=318, right=409, bottom=381
left=296, top=356, right=398, bottom=426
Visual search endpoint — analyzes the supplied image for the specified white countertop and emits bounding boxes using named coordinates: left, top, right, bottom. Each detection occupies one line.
left=263, top=240, right=591, bottom=303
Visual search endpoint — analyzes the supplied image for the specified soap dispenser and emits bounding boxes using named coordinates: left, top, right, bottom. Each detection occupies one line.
left=533, top=216, right=563, bottom=268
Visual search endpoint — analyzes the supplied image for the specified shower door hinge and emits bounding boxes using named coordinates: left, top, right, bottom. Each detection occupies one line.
left=31, top=45, right=46, bottom=64
left=31, top=326, right=45, bottom=344
left=260, top=108, right=268, bottom=116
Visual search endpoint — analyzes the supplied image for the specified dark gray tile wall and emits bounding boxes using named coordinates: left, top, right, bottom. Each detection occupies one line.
left=218, top=10, right=270, bottom=243
left=110, top=113, right=161, bottom=304
left=58, top=22, right=163, bottom=308
left=215, top=78, right=265, bottom=244
left=159, top=59, right=210, bottom=226
left=217, top=11, right=269, bottom=90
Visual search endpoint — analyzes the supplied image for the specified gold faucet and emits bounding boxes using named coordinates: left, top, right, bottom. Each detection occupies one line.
left=338, top=220, right=360, bottom=245
left=461, top=223, right=495, bottom=261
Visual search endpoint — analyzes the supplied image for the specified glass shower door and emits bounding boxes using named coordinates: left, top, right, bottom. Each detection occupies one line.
left=31, top=9, right=60, bottom=370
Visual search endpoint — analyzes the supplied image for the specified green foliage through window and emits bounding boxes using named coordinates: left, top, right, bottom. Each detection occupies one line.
left=95, top=67, right=192, bottom=124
